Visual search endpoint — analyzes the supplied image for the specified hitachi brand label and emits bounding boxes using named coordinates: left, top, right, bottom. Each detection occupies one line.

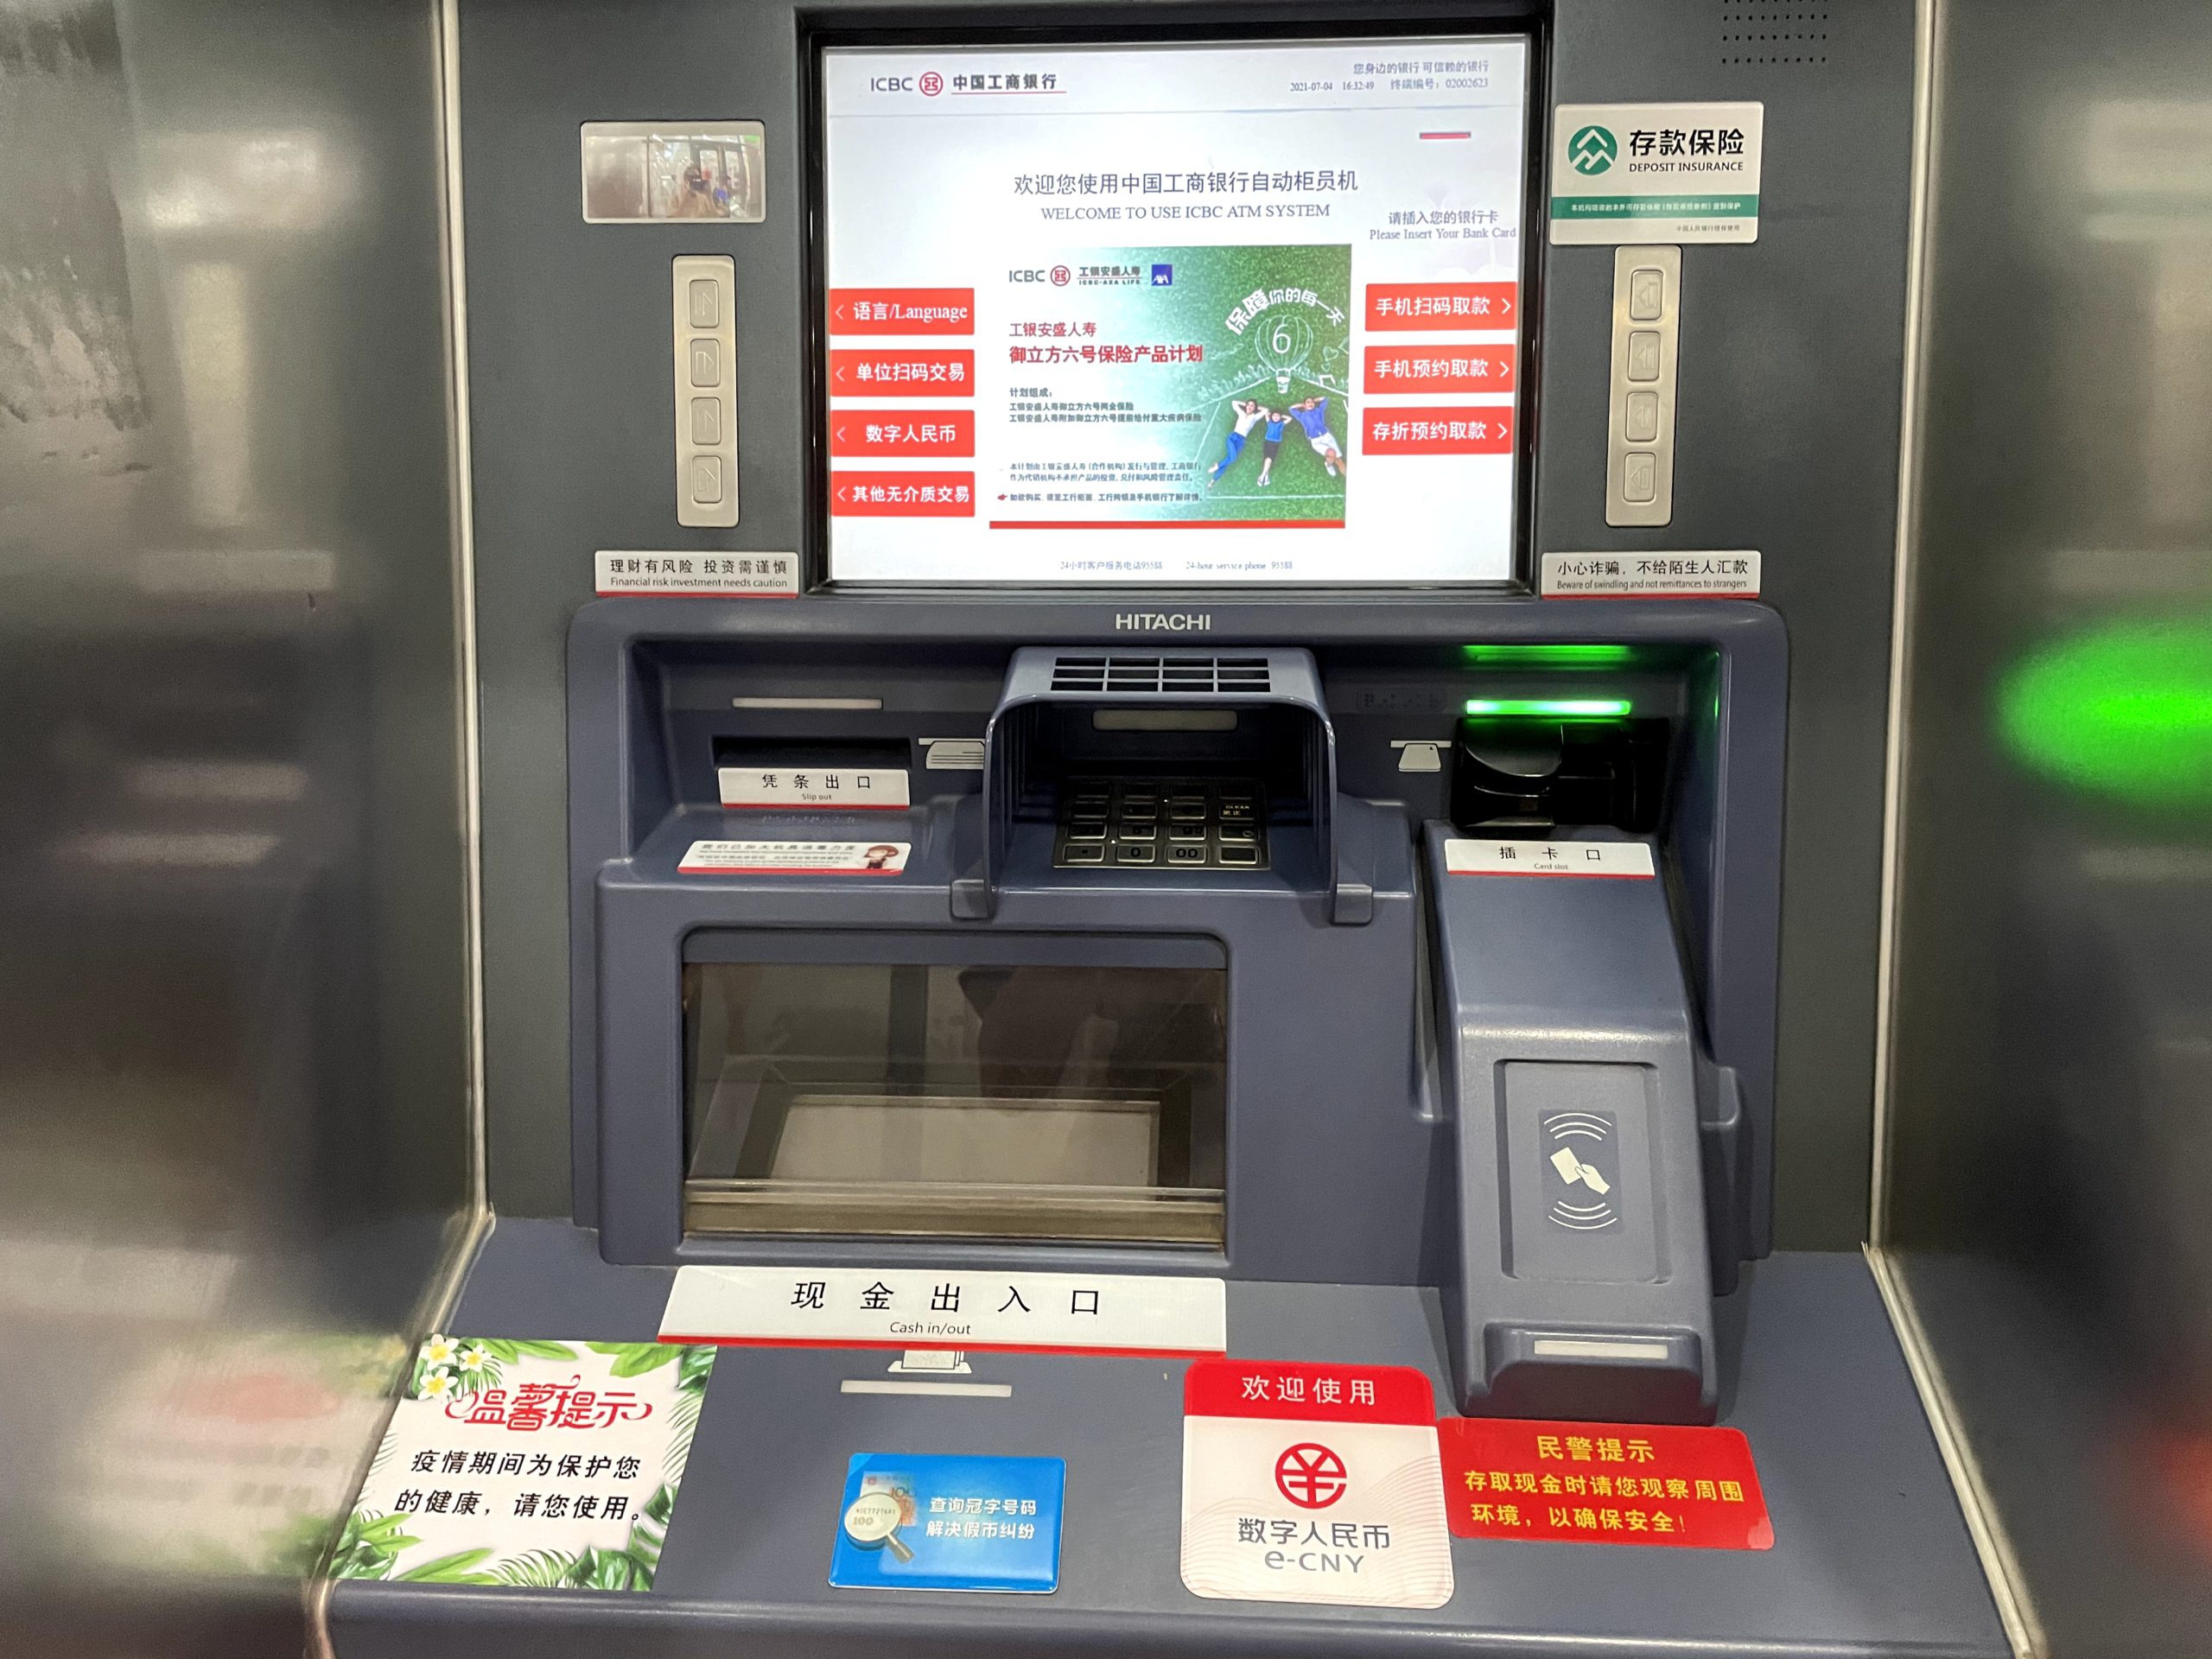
left=1116, top=613, right=1212, bottom=632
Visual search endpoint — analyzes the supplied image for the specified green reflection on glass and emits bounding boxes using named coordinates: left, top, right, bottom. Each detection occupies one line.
left=2000, top=620, right=2212, bottom=804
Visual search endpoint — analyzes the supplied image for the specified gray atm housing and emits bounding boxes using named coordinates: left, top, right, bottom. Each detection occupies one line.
left=569, top=601, right=1784, bottom=1421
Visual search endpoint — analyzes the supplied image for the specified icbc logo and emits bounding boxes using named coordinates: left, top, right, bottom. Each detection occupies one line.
left=1050, top=264, right=1071, bottom=287
left=919, top=71, right=944, bottom=96
left=1274, top=1443, right=1348, bottom=1510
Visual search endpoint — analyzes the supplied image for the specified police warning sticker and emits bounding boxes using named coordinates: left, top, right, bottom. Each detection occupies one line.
left=1180, top=1359, right=1452, bottom=1609
left=1436, top=1416, right=1772, bottom=1549
left=1550, top=103, right=1764, bottom=245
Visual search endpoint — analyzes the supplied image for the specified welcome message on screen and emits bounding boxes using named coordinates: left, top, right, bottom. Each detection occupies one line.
left=821, top=37, right=1529, bottom=585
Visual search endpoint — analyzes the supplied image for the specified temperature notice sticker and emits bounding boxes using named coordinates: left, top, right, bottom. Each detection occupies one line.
left=1180, top=1359, right=1452, bottom=1609
left=1436, top=1417, right=1772, bottom=1549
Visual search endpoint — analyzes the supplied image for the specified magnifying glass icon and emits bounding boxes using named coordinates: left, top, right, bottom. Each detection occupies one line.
left=842, top=1491, right=914, bottom=1562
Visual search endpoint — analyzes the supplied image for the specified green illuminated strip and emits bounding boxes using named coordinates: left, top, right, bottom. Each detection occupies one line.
left=1550, top=194, right=1758, bottom=218
left=1465, top=698, right=1632, bottom=717
left=1462, top=644, right=1635, bottom=666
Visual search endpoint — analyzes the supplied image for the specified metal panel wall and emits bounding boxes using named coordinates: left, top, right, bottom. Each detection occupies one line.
left=1882, top=1, right=2212, bottom=1652
left=0, top=2, right=474, bottom=1652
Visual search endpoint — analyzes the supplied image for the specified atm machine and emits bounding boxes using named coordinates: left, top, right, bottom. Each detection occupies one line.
left=334, top=4, right=2010, bottom=1656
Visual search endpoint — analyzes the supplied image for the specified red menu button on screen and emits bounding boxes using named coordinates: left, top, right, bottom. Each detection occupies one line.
left=830, top=410, right=976, bottom=457
left=1363, top=407, right=1515, bottom=455
left=831, top=471, right=976, bottom=517
left=830, top=349, right=975, bottom=395
left=1365, top=282, right=1517, bottom=331
left=829, top=288, right=976, bottom=335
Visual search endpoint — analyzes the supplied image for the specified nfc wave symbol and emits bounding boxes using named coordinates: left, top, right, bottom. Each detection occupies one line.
left=1542, top=1111, right=1621, bottom=1230
left=1567, top=124, right=1618, bottom=176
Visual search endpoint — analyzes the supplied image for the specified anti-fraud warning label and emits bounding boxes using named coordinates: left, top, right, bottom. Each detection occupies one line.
left=678, top=839, right=909, bottom=875
left=1437, top=1417, right=1772, bottom=1549
left=830, top=1453, right=1065, bottom=1592
left=1541, top=550, right=1761, bottom=598
left=1181, top=1359, right=1452, bottom=1608
left=340, top=1336, right=715, bottom=1590
left=1550, top=104, right=1763, bottom=245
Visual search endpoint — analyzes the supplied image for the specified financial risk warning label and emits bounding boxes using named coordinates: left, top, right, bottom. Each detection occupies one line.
left=1436, top=1416, right=1772, bottom=1548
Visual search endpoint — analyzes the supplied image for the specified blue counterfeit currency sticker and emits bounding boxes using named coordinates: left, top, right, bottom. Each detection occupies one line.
left=830, top=1452, right=1065, bottom=1592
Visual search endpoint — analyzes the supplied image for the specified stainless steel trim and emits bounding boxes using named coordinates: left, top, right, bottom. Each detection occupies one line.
left=675, top=254, right=741, bottom=527
left=734, top=695, right=885, bottom=710
left=1866, top=1246, right=2044, bottom=1659
left=307, top=3, right=494, bottom=1650
left=1529, top=1337, right=1669, bottom=1361
left=1605, top=245, right=1681, bottom=527
left=1869, top=0, right=1948, bottom=1249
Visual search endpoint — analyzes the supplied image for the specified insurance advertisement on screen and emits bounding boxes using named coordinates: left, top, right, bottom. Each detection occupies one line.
left=819, top=37, right=1530, bottom=585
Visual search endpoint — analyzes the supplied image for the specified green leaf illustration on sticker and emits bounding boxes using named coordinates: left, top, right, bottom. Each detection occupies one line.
left=395, top=1547, right=500, bottom=1584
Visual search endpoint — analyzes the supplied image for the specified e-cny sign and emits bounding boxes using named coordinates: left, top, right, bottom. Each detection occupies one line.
left=1435, top=1416, right=1773, bottom=1549
left=1181, top=1359, right=1452, bottom=1610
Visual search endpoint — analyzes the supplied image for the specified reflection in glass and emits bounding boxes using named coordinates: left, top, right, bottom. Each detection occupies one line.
left=581, top=122, right=766, bottom=223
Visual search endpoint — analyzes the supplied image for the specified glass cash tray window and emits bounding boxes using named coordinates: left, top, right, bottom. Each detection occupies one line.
left=683, top=960, right=1225, bottom=1244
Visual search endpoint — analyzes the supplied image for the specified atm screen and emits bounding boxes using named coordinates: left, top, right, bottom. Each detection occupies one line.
left=819, top=35, right=1532, bottom=585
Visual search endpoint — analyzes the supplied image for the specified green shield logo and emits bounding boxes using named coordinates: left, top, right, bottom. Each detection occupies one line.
left=1567, top=124, right=1618, bottom=175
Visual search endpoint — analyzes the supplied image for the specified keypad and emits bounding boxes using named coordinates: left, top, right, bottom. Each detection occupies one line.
left=1052, top=778, right=1268, bottom=871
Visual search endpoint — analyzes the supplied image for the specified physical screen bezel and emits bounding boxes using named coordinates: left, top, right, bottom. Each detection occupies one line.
left=800, top=11, right=1550, bottom=595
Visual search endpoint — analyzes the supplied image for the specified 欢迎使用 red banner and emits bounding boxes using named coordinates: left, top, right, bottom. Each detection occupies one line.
left=829, top=410, right=976, bottom=457
left=1363, top=282, right=1517, bottom=331
left=828, top=288, right=976, bottom=334
left=1362, top=407, right=1514, bottom=455
left=829, top=349, right=975, bottom=396
left=830, top=471, right=976, bottom=517
left=1364, top=346, right=1516, bottom=394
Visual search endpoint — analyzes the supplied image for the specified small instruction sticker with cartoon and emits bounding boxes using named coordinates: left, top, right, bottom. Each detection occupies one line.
left=335, top=1336, right=715, bottom=1590
left=830, top=1452, right=1065, bottom=1592
left=678, top=839, right=911, bottom=875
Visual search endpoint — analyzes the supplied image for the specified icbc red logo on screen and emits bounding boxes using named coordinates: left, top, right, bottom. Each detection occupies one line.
left=919, top=71, right=944, bottom=96
left=1050, top=264, right=1071, bottom=286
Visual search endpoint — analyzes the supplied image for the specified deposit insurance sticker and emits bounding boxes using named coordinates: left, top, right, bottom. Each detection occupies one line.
left=1437, top=1416, right=1772, bottom=1548
left=1181, top=1359, right=1453, bottom=1609
left=1550, top=103, right=1764, bottom=245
